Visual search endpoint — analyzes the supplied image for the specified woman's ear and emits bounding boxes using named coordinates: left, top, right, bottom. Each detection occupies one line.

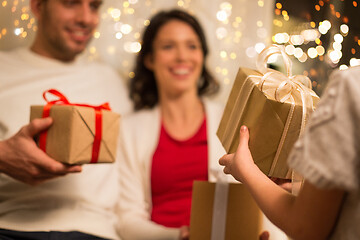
left=144, top=54, right=154, bottom=71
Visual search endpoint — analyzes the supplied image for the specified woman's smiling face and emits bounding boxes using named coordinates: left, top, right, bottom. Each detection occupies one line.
left=145, top=20, right=204, bottom=98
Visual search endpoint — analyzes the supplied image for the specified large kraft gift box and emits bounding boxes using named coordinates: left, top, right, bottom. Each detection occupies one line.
left=217, top=46, right=319, bottom=179
left=190, top=181, right=262, bottom=240
left=30, top=90, right=120, bottom=165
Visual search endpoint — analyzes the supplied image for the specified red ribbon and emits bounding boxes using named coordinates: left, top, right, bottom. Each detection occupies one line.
left=39, top=89, right=111, bottom=163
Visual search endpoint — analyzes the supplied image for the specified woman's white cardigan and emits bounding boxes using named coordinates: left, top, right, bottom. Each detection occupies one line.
left=117, top=99, right=230, bottom=240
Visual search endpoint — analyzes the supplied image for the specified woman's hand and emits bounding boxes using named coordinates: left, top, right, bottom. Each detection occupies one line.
left=179, top=226, right=189, bottom=240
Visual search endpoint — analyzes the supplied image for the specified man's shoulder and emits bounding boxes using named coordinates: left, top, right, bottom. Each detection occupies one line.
left=0, top=48, right=22, bottom=61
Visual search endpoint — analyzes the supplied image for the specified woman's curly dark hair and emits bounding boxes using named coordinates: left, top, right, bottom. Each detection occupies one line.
left=129, top=9, right=220, bottom=111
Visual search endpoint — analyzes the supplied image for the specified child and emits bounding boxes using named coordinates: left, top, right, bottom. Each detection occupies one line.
left=219, top=67, right=360, bottom=240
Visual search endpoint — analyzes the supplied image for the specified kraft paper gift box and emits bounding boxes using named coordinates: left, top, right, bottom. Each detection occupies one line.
left=30, top=89, right=120, bottom=165
left=217, top=45, right=319, bottom=179
left=189, top=181, right=262, bottom=240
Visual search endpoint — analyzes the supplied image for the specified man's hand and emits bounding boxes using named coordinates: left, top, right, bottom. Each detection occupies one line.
left=0, top=118, right=82, bottom=185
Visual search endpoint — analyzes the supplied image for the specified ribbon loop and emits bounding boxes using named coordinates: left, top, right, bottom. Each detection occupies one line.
left=43, top=89, right=70, bottom=105
left=39, top=89, right=111, bottom=164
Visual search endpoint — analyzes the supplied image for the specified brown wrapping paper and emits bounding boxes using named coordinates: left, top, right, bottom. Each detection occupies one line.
left=217, top=67, right=319, bottom=178
left=190, top=181, right=262, bottom=240
left=30, top=105, right=120, bottom=164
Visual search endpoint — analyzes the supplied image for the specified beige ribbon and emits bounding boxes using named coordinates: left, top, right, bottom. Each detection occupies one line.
left=210, top=171, right=229, bottom=240
left=254, top=45, right=318, bottom=176
left=251, top=45, right=317, bottom=176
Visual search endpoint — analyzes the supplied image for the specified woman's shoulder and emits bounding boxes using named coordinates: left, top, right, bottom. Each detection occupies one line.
left=203, top=98, right=224, bottom=117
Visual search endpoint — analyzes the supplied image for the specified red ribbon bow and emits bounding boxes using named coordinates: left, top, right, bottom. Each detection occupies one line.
left=39, top=89, right=111, bottom=163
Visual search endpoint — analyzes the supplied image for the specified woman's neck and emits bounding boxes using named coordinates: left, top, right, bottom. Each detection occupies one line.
left=160, top=93, right=205, bottom=141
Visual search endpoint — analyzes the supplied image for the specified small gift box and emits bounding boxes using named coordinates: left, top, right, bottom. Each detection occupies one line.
left=30, top=89, right=120, bottom=165
left=190, top=180, right=262, bottom=240
left=217, top=45, right=319, bottom=178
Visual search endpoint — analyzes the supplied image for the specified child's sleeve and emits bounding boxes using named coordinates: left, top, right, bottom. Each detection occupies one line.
left=288, top=68, right=360, bottom=192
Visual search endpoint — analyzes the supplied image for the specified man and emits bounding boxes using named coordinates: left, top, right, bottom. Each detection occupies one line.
left=0, top=0, right=131, bottom=239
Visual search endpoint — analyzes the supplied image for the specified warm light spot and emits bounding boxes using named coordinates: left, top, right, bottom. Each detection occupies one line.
left=275, top=9, right=281, bottom=15
left=144, top=20, right=150, bottom=26
left=2, top=1, right=7, bottom=7
left=282, top=10, right=288, bottom=16
left=354, top=1, right=358, bottom=7
left=319, top=0, right=324, bottom=6
left=123, top=1, right=129, bottom=8
left=330, top=4, right=334, bottom=10
left=21, top=13, right=29, bottom=20
left=1, top=28, right=7, bottom=35
left=340, top=24, right=349, bottom=34
left=351, top=48, right=356, bottom=54
left=129, top=72, right=135, bottom=78
left=339, top=65, right=348, bottom=70
left=335, top=12, right=341, bottom=18
left=89, top=47, right=96, bottom=54
left=316, top=45, right=325, bottom=56
left=127, top=8, right=134, bottom=14
left=343, top=16, right=349, bottom=24
left=315, top=38, right=321, bottom=45
left=308, top=47, right=318, bottom=59
left=14, top=20, right=19, bottom=26
left=94, top=31, right=100, bottom=39
left=276, top=3, right=282, bottom=9
left=310, top=68, right=317, bottom=76
left=177, top=0, right=184, bottom=7
left=315, top=5, right=320, bottom=11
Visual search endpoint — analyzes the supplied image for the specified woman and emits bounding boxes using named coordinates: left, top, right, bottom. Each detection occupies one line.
left=219, top=67, right=360, bottom=239
left=117, top=9, right=228, bottom=240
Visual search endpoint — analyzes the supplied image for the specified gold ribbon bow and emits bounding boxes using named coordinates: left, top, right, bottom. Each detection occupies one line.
left=248, top=44, right=318, bottom=176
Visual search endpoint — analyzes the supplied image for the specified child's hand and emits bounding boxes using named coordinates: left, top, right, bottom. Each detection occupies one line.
left=219, top=125, right=256, bottom=182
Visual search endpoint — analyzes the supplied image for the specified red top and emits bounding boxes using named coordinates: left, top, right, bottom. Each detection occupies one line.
left=150, top=118, right=208, bottom=227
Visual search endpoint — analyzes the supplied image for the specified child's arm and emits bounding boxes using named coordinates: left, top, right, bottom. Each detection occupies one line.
left=219, top=126, right=345, bottom=240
